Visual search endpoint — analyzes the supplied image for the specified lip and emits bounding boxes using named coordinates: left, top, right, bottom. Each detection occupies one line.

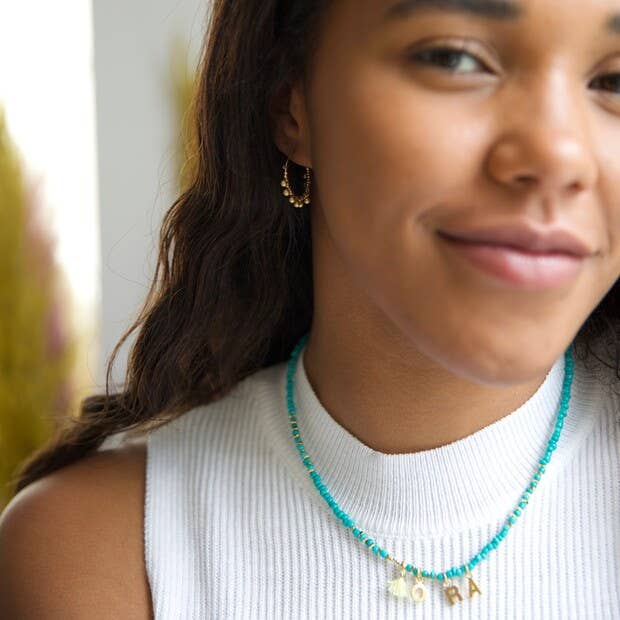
left=437, top=223, right=593, bottom=257
left=437, top=231, right=587, bottom=290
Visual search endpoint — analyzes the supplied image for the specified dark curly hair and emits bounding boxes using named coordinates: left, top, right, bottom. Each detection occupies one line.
left=11, top=0, right=620, bottom=495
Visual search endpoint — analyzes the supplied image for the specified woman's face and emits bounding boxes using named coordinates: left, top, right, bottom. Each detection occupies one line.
left=286, top=0, right=620, bottom=382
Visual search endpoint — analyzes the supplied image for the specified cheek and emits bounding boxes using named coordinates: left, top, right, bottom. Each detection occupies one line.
left=310, top=59, right=491, bottom=241
left=308, top=59, right=491, bottom=290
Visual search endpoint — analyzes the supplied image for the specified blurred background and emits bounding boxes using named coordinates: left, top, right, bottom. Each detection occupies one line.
left=0, top=0, right=207, bottom=508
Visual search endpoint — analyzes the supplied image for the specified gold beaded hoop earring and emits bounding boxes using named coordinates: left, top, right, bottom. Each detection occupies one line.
left=281, top=158, right=312, bottom=208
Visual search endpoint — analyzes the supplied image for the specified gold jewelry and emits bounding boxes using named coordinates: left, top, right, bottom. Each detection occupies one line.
left=281, top=157, right=311, bottom=208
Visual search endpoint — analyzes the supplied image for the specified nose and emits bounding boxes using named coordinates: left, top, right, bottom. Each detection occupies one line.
left=486, top=73, right=599, bottom=204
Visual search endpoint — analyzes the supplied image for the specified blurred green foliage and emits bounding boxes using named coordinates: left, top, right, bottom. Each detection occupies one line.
left=0, top=38, right=195, bottom=508
left=171, top=33, right=198, bottom=194
left=0, top=106, right=74, bottom=508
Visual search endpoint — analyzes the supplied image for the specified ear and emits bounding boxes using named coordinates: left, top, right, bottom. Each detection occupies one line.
left=269, top=80, right=312, bottom=168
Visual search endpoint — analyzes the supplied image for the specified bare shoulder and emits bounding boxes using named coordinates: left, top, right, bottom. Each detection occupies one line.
left=0, top=440, right=152, bottom=619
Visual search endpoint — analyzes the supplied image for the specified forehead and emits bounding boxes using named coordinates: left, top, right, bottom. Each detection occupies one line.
left=309, top=0, right=620, bottom=60
left=383, top=0, right=524, bottom=20
left=343, top=0, right=620, bottom=33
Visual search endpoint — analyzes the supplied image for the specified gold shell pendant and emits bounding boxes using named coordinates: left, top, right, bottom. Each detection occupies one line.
left=387, top=567, right=427, bottom=603
left=387, top=574, right=409, bottom=598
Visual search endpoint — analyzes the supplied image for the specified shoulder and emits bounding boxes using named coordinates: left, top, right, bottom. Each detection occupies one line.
left=0, top=441, right=151, bottom=619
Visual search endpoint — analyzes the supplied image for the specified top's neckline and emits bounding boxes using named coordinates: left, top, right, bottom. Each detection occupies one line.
left=252, top=343, right=601, bottom=538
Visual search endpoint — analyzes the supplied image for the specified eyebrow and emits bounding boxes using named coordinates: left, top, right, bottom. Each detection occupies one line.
left=383, top=0, right=620, bottom=36
left=383, top=0, right=523, bottom=21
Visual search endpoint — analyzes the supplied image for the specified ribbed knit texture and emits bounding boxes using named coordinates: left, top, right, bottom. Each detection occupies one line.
left=144, top=346, right=620, bottom=619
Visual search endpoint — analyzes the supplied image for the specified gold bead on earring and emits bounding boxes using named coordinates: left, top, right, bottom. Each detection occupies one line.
left=280, top=157, right=311, bottom=208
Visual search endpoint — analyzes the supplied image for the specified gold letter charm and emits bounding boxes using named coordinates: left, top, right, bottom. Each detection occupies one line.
left=468, top=576, right=482, bottom=598
left=410, top=576, right=427, bottom=603
left=443, top=580, right=464, bottom=606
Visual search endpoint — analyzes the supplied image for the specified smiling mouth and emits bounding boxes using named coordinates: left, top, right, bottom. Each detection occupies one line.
left=437, top=232, right=586, bottom=290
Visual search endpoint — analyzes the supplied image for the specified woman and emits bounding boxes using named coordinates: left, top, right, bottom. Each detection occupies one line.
left=1, top=0, right=619, bottom=617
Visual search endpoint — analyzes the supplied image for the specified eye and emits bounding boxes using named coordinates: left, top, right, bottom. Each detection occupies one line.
left=590, top=73, right=620, bottom=95
left=409, top=45, right=491, bottom=75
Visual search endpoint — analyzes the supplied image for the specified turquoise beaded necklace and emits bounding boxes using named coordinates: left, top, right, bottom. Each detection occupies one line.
left=285, top=332, right=575, bottom=607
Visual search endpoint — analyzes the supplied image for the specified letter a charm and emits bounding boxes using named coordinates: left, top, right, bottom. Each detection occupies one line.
left=468, top=574, right=482, bottom=597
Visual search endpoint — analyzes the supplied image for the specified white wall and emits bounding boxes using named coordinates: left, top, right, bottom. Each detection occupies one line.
left=93, top=0, right=207, bottom=386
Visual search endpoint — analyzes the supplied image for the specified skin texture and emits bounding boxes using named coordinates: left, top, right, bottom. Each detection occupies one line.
left=0, top=444, right=151, bottom=618
left=274, top=0, right=620, bottom=453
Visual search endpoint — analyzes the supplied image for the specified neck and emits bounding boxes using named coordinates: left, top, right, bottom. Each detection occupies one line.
left=302, top=327, right=553, bottom=455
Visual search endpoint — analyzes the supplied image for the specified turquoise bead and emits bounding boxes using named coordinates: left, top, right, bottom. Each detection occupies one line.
left=284, top=334, right=574, bottom=591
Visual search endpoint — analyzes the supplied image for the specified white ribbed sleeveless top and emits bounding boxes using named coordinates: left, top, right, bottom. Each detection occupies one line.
left=143, top=345, right=620, bottom=619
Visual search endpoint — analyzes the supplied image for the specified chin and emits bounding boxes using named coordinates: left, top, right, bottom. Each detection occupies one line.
left=428, top=333, right=566, bottom=387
